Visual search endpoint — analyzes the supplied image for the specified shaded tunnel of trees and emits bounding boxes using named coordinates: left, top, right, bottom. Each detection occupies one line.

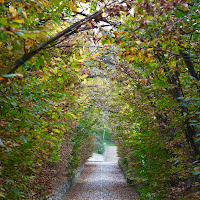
left=0, top=0, right=200, bottom=199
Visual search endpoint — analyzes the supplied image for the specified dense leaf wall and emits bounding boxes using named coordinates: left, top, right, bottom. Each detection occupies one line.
left=0, top=70, right=95, bottom=199
left=0, top=1, right=98, bottom=198
left=107, top=1, right=200, bottom=199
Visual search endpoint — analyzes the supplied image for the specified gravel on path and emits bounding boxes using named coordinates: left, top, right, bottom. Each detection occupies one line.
left=105, top=146, right=119, bottom=163
left=63, top=146, right=138, bottom=200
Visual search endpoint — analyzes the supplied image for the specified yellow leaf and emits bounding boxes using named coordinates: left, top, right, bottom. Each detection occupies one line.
left=131, top=47, right=135, bottom=51
left=6, top=31, right=14, bottom=35
left=12, top=18, right=25, bottom=23
left=171, top=61, right=177, bottom=67
left=64, top=22, right=69, bottom=26
left=129, top=16, right=136, bottom=21
left=78, top=59, right=84, bottom=62
left=0, top=41, right=2, bottom=47
left=44, top=0, right=49, bottom=6
left=0, top=0, right=4, bottom=4
left=128, top=56, right=134, bottom=62
left=24, top=32, right=38, bottom=38
left=136, top=52, right=141, bottom=58
left=9, top=6, right=15, bottom=13
left=82, top=75, right=88, bottom=79
left=145, top=57, right=152, bottom=63
left=25, top=39, right=34, bottom=46
left=83, top=46, right=86, bottom=51
left=80, top=48, right=83, bottom=55
left=73, top=54, right=76, bottom=60
left=31, top=58, right=36, bottom=65
left=69, top=1, right=77, bottom=12
left=147, top=48, right=153, bottom=51
left=22, top=11, right=27, bottom=18
left=7, top=46, right=13, bottom=50
left=120, top=30, right=126, bottom=34
left=12, top=10, right=17, bottom=17
left=17, top=66, right=22, bottom=72
left=52, top=129, right=60, bottom=133
left=160, top=68, right=164, bottom=73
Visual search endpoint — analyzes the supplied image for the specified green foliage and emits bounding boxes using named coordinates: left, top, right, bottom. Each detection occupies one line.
left=0, top=70, right=95, bottom=199
left=94, top=136, right=105, bottom=154
left=109, top=1, right=200, bottom=199
left=0, top=3, right=96, bottom=196
left=68, top=117, right=96, bottom=172
left=0, top=75, right=64, bottom=198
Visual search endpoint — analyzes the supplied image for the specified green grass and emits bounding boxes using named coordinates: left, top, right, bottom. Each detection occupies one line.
left=76, top=178, right=84, bottom=183
left=103, top=139, right=115, bottom=146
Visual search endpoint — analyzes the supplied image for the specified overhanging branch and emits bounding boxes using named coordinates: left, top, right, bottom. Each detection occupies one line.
left=7, top=11, right=102, bottom=74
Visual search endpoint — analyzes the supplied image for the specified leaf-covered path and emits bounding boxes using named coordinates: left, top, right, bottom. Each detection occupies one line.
left=63, top=147, right=138, bottom=200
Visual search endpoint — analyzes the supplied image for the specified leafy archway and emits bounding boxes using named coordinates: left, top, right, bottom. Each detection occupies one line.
left=1, top=0, right=200, bottom=199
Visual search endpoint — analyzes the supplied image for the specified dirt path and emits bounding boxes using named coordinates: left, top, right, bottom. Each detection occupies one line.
left=63, top=146, right=138, bottom=200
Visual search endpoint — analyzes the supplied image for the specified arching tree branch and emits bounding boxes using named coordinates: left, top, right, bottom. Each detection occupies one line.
left=7, top=11, right=102, bottom=74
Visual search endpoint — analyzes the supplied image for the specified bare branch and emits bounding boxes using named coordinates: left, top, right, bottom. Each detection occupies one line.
left=3, top=0, right=21, bottom=4
left=52, top=44, right=103, bottom=49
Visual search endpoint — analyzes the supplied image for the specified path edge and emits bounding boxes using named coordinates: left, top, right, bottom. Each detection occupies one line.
left=47, top=164, right=84, bottom=200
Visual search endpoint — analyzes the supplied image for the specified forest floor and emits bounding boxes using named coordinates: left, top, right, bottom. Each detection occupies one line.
left=63, top=146, right=138, bottom=200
